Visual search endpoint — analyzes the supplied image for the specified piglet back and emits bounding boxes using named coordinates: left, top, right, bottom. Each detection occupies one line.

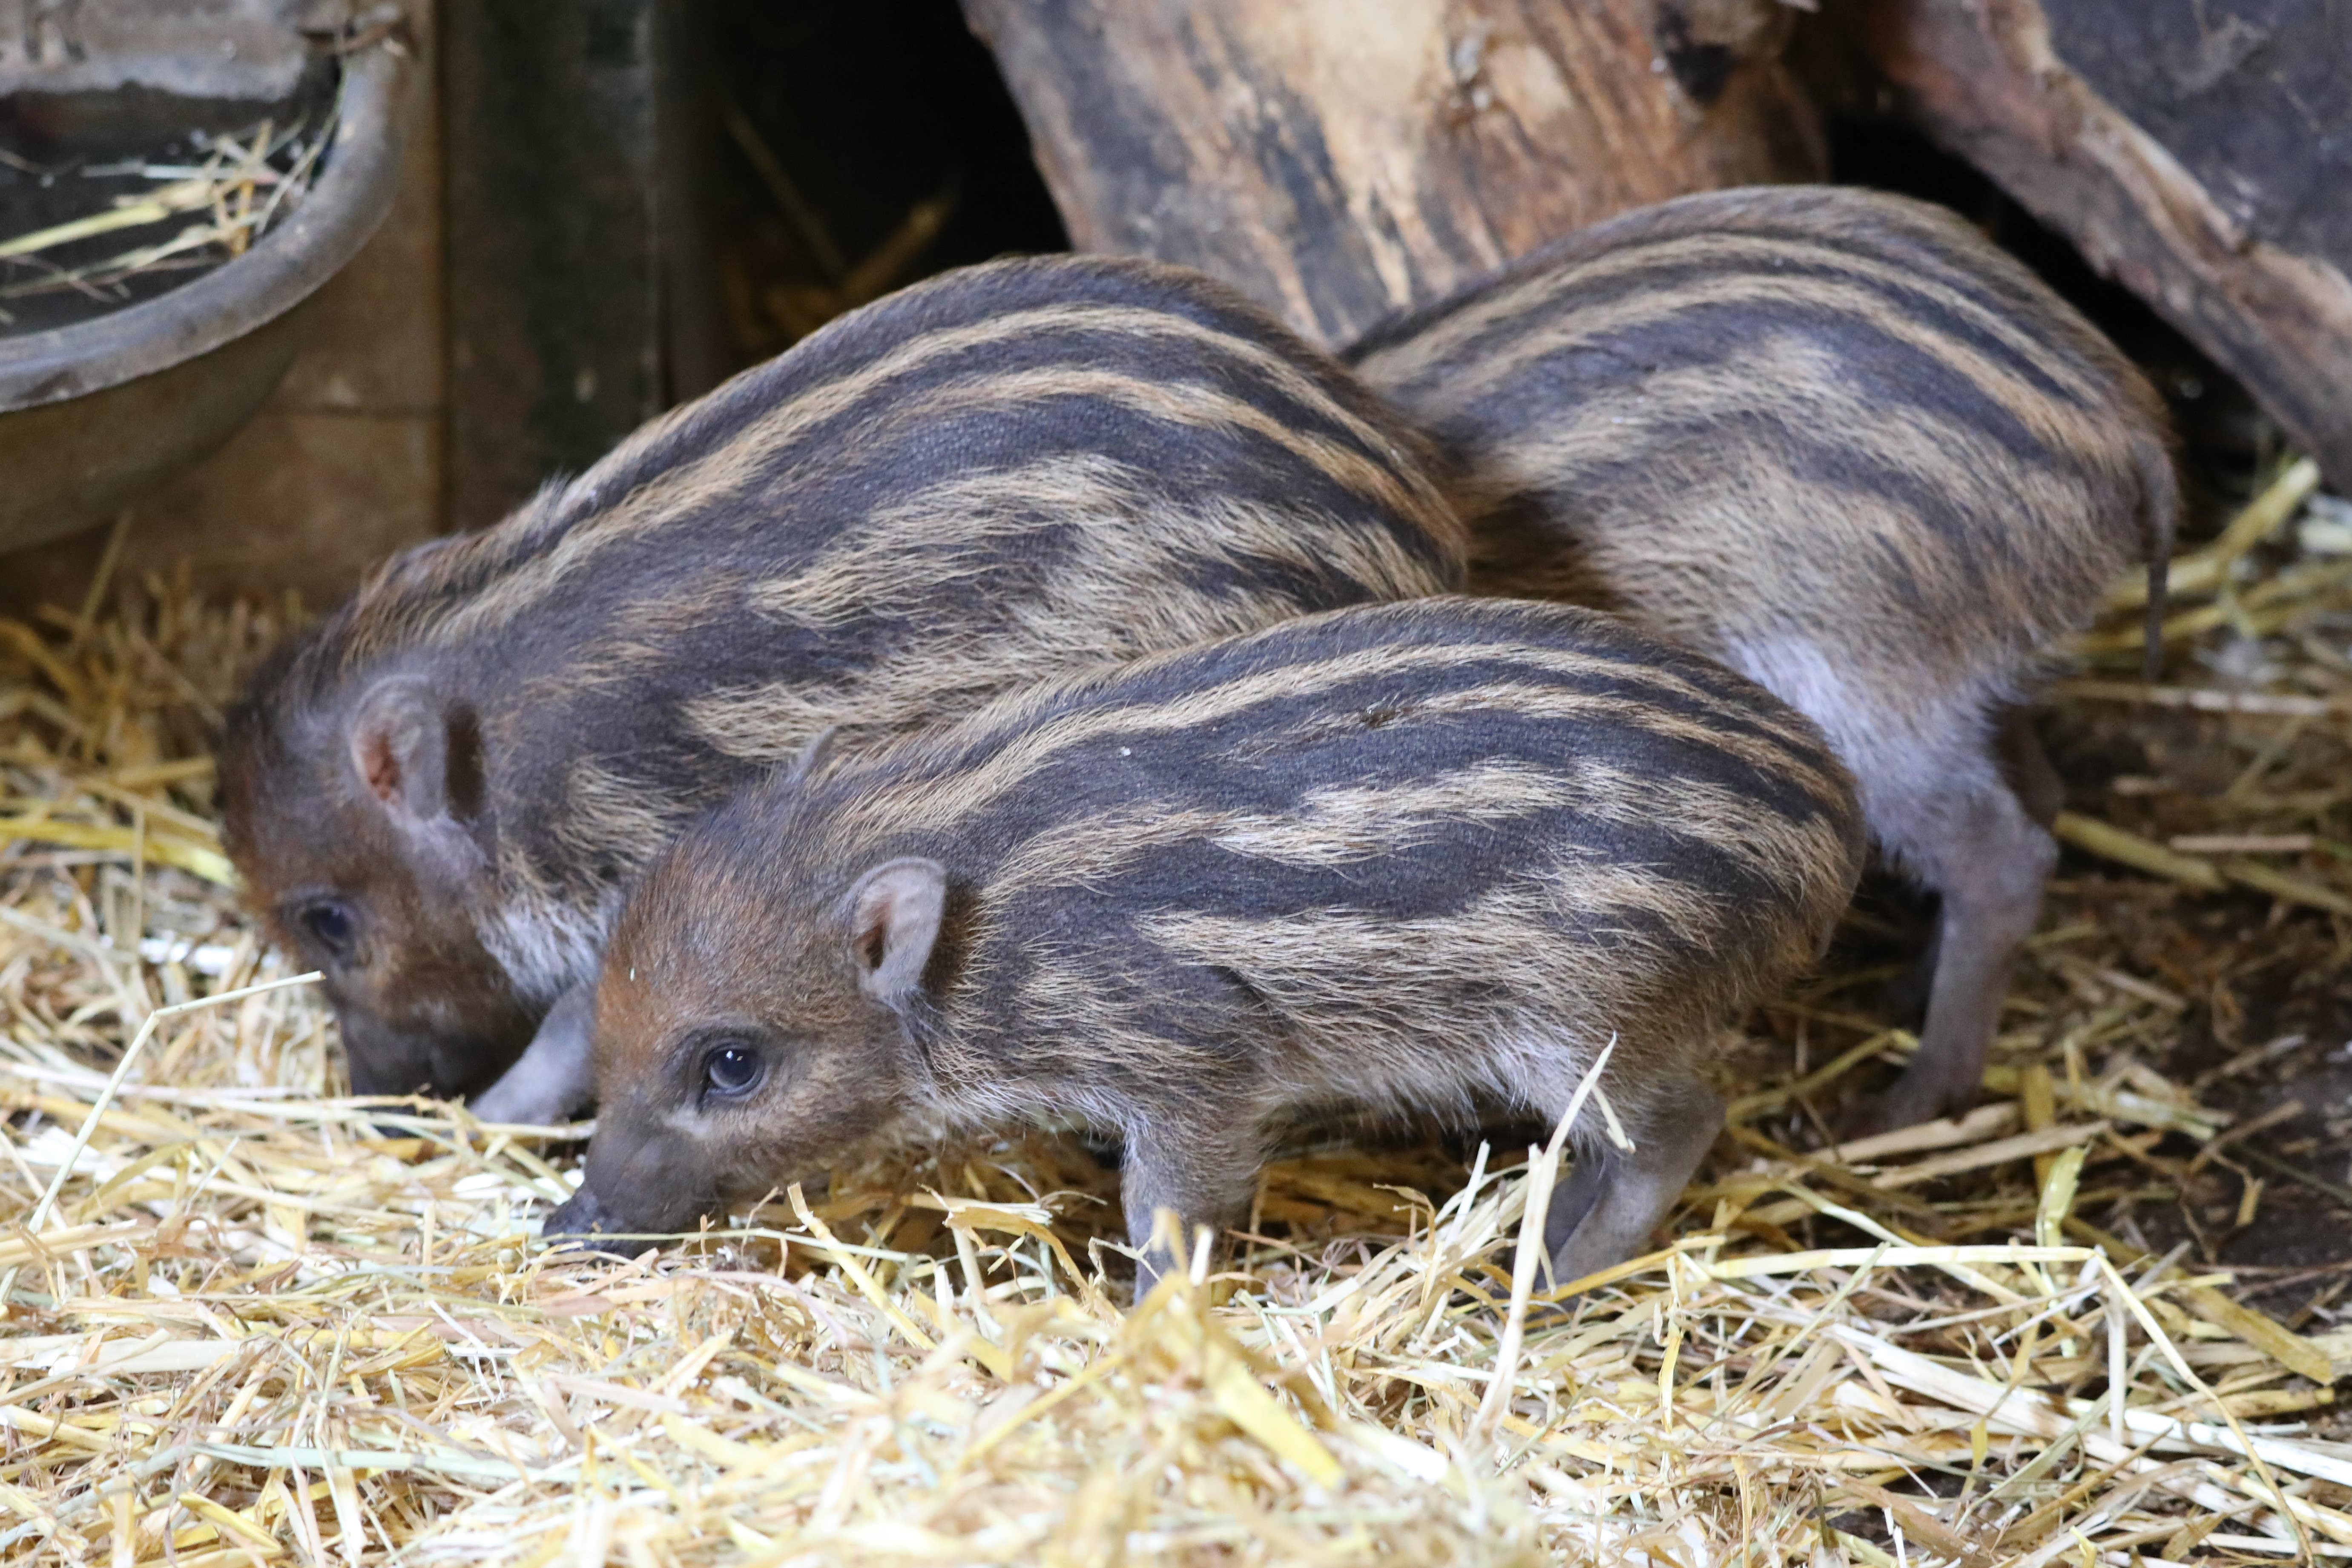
left=365, top=254, right=1460, bottom=666
left=1348, top=186, right=2175, bottom=681
left=755, top=597, right=1867, bottom=1105
left=236, top=253, right=1467, bottom=903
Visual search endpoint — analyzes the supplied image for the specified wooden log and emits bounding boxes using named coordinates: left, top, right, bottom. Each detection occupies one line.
left=1858, top=0, right=2352, bottom=490
left=961, top=0, right=1824, bottom=345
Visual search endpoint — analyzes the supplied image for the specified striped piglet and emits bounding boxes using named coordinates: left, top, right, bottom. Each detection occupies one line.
left=1350, top=187, right=2179, bottom=1131
left=221, top=255, right=1465, bottom=1111
left=549, top=598, right=1867, bottom=1289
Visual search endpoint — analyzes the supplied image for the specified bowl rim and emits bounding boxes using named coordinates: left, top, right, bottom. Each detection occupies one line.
left=0, top=39, right=414, bottom=414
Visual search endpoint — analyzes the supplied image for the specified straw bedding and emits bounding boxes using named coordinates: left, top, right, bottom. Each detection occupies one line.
left=6, top=458, right=2352, bottom=1565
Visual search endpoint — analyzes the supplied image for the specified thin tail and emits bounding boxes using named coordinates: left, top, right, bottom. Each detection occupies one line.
left=2134, top=432, right=2181, bottom=683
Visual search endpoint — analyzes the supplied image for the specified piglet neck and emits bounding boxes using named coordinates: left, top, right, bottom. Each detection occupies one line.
left=887, top=1000, right=956, bottom=1108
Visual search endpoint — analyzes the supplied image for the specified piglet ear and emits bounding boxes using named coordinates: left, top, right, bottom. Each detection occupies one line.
left=348, top=678, right=483, bottom=825
left=844, top=857, right=947, bottom=1007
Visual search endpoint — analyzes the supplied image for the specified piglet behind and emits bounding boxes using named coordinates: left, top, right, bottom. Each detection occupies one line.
left=550, top=598, right=1866, bottom=1289
left=1349, top=186, right=2180, bottom=1132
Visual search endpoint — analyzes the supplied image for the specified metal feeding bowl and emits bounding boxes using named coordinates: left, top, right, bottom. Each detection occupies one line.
left=0, top=2, right=413, bottom=553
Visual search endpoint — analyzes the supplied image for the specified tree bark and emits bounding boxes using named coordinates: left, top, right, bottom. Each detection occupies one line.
left=962, top=0, right=1824, bottom=346
left=1859, top=0, right=2352, bottom=490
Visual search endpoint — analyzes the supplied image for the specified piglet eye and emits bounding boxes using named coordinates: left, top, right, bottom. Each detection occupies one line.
left=298, top=901, right=356, bottom=958
left=703, top=1044, right=762, bottom=1097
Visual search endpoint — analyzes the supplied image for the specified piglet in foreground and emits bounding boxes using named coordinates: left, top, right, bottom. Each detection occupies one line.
left=547, top=598, right=1867, bottom=1290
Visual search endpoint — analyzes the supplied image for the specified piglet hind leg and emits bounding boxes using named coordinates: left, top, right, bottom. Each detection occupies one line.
left=1878, top=710, right=2063, bottom=1025
left=1119, top=1110, right=1266, bottom=1301
left=1855, top=746, right=2057, bottom=1136
left=1542, top=1079, right=1723, bottom=1293
left=1996, top=708, right=2067, bottom=830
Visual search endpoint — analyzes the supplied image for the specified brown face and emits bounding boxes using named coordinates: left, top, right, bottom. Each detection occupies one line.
left=220, top=678, right=537, bottom=1100
left=546, top=848, right=947, bottom=1240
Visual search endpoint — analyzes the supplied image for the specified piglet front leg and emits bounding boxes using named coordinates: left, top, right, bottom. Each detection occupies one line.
left=1543, top=1080, right=1723, bottom=1292
left=1119, top=1108, right=1265, bottom=1301
left=470, top=982, right=598, bottom=1126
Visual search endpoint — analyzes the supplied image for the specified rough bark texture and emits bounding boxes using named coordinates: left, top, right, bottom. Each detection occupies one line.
left=961, top=0, right=1823, bottom=346
left=1861, top=0, right=2352, bottom=490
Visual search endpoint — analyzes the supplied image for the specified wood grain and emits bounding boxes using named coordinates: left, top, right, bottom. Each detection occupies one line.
left=1861, top=0, right=2352, bottom=489
left=962, top=0, right=1823, bottom=345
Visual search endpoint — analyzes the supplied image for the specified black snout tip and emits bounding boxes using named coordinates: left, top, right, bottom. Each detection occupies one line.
left=543, top=1186, right=632, bottom=1255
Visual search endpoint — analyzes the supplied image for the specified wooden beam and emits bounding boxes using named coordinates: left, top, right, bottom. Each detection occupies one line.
left=964, top=0, right=1824, bottom=345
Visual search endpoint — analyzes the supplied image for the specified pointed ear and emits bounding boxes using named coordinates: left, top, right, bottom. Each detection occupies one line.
left=844, top=857, right=947, bottom=1006
left=347, top=678, right=452, bottom=823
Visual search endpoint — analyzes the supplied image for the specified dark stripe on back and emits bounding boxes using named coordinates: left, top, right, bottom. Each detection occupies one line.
left=794, top=601, right=1849, bottom=890
left=1379, top=246, right=2094, bottom=428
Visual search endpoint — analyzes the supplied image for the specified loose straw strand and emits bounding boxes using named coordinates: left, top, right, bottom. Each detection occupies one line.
left=1475, top=1033, right=1617, bottom=1444
left=1, top=970, right=320, bottom=1311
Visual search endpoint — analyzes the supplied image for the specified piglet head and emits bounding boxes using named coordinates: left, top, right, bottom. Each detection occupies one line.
left=222, top=660, right=537, bottom=1101
left=547, top=816, right=945, bottom=1241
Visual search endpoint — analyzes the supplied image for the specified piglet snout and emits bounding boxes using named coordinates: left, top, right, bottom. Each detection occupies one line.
left=543, top=1185, right=623, bottom=1246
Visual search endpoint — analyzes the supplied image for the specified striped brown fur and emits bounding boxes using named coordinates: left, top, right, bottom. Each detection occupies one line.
left=1347, top=186, right=2180, bottom=1132
left=548, top=598, right=1867, bottom=1291
left=219, top=255, right=1465, bottom=1105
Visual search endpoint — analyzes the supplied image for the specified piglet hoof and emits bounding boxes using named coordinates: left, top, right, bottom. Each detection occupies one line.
left=1521, top=1292, right=1580, bottom=1329
left=1844, top=1077, right=1965, bottom=1142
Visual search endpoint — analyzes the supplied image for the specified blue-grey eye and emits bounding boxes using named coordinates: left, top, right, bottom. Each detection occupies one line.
left=704, top=1044, right=761, bottom=1097
left=299, top=901, right=356, bottom=958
